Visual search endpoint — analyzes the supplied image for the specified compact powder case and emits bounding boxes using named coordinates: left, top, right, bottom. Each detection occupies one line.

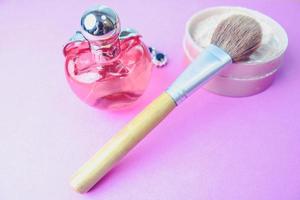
left=183, top=6, right=288, bottom=97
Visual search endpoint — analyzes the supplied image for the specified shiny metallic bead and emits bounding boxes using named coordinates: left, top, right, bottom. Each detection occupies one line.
left=149, top=47, right=168, bottom=68
left=80, top=5, right=120, bottom=40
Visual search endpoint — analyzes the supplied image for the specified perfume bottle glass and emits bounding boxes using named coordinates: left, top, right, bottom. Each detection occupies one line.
left=64, top=6, right=154, bottom=110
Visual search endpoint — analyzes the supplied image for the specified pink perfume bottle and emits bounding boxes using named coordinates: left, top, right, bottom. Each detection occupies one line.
left=63, top=6, right=166, bottom=109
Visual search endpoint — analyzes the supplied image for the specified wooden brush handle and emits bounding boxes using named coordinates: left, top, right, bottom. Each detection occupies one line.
left=70, top=92, right=176, bottom=193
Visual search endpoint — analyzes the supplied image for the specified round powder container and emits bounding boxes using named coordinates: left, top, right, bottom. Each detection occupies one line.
left=183, top=6, right=288, bottom=97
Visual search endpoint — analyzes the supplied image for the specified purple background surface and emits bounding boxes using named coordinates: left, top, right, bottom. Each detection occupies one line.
left=1, top=0, right=300, bottom=199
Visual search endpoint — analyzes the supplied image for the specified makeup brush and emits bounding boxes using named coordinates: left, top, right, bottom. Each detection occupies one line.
left=70, top=15, right=262, bottom=193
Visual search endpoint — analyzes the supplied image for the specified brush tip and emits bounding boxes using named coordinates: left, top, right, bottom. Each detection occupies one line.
left=211, top=15, right=262, bottom=63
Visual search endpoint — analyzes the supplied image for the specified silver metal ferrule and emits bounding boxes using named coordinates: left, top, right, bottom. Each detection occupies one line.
left=166, top=44, right=232, bottom=105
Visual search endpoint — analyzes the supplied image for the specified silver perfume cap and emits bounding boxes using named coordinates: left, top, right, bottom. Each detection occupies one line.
left=80, top=5, right=121, bottom=41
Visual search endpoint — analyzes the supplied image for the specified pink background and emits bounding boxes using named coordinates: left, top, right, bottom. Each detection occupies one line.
left=1, top=0, right=300, bottom=199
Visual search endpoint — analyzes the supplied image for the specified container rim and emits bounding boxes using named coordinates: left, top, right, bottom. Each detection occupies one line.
left=184, top=6, right=289, bottom=66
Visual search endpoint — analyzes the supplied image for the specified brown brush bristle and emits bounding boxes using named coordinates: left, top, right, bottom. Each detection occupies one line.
left=211, top=15, right=262, bottom=63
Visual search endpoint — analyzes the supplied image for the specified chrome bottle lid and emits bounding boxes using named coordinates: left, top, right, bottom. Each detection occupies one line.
left=80, top=5, right=121, bottom=41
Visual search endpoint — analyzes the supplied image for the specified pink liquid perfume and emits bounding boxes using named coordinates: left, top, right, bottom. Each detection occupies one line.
left=63, top=6, right=167, bottom=109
